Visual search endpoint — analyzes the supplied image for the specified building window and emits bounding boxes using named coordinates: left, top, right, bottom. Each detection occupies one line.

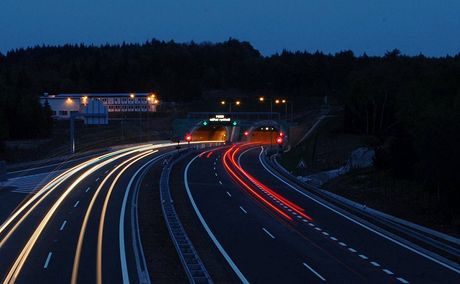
left=59, top=110, right=68, bottom=116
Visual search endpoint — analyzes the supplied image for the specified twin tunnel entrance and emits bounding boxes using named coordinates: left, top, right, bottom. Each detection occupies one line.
left=190, top=123, right=283, bottom=144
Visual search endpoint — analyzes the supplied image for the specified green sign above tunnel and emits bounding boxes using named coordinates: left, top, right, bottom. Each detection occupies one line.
left=202, top=114, right=237, bottom=126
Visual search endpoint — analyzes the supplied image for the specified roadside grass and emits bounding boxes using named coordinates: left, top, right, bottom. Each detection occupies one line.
left=3, top=115, right=173, bottom=164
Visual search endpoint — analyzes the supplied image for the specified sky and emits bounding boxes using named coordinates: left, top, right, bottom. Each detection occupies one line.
left=1, top=0, right=460, bottom=57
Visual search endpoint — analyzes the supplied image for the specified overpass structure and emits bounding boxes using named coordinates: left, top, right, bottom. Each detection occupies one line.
left=172, top=112, right=292, bottom=144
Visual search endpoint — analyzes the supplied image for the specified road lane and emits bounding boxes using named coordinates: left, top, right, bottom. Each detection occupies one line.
left=238, top=145, right=460, bottom=283
left=183, top=146, right=374, bottom=283
left=0, top=141, right=221, bottom=283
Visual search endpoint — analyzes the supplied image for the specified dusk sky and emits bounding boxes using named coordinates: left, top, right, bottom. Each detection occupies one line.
left=1, top=0, right=459, bottom=56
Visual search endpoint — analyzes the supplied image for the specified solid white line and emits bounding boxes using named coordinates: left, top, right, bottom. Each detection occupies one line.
left=184, top=154, right=249, bottom=283
left=239, top=206, right=248, bottom=214
left=302, top=262, right=326, bottom=281
left=226, top=191, right=232, bottom=197
left=44, top=252, right=53, bottom=269
left=73, top=201, right=79, bottom=208
left=397, top=277, right=409, bottom=283
left=120, top=152, right=164, bottom=284
left=59, top=220, right=67, bottom=231
left=262, top=228, right=275, bottom=239
left=257, top=147, right=460, bottom=274
left=85, top=187, right=91, bottom=192
left=383, top=269, right=394, bottom=275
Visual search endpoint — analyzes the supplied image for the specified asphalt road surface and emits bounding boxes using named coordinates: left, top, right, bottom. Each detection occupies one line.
left=181, top=143, right=460, bottom=283
left=0, top=141, right=216, bottom=283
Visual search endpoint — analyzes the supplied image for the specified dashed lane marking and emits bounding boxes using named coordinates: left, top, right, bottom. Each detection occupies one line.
left=302, top=262, right=326, bottom=281
left=44, top=252, right=53, bottom=269
left=262, top=228, right=275, bottom=239
left=59, top=220, right=67, bottom=231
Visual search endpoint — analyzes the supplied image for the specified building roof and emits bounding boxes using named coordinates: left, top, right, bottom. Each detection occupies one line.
left=41, top=93, right=155, bottom=98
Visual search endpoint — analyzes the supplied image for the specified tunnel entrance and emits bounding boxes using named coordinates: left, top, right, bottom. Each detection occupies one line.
left=247, top=126, right=280, bottom=144
left=191, top=125, right=228, bottom=141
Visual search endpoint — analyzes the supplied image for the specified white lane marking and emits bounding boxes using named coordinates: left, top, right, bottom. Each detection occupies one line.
left=330, top=237, right=338, bottom=241
left=371, top=261, right=380, bottom=267
left=104, top=170, right=109, bottom=174
left=302, top=262, right=326, bottom=281
left=73, top=201, right=80, bottom=208
left=322, top=232, right=329, bottom=236
left=184, top=154, right=249, bottom=283
left=309, top=223, right=315, bottom=227
left=339, top=242, right=347, bottom=247
left=59, top=220, right=67, bottom=231
left=359, top=254, right=368, bottom=260
left=120, top=154, right=165, bottom=284
left=262, top=228, right=276, bottom=239
left=383, top=269, right=394, bottom=275
left=219, top=181, right=223, bottom=185
left=226, top=191, right=232, bottom=197
left=258, top=147, right=460, bottom=274
left=214, top=167, right=216, bottom=170
left=95, top=177, right=100, bottom=182
left=397, top=277, right=409, bottom=283
left=44, top=252, right=53, bottom=269
left=315, top=227, right=322, bottom=231
left=348, top=248, right=357, bottom=253
left=239, top=206, right=248, bottom=214
left=85, top=187, right=91, bottom=192
left=215, top=173, right=218, bottom=177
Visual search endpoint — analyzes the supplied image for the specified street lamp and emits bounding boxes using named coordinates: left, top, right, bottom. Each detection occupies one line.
left=220, top=100, right=241, bottom=113
left=258, top=96, right=273, bottom=119
left=275, top=98, right=291, bottom=121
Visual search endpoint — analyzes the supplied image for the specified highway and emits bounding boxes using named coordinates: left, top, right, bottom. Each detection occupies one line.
left=1, top=141, right=459, bottom=283
left=0, top=141, right=216, bottom=283
left=180, top=143, right=460, bottom=283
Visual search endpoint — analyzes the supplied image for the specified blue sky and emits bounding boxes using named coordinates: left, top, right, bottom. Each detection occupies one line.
left=1, top=0, right=459, bottom=56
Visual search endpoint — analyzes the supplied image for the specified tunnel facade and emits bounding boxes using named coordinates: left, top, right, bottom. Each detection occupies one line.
left=243, top=120, right=286, bottom=144
left=190, top=125, right=229, bottom=141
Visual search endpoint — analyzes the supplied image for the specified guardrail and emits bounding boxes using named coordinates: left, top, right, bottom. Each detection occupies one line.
left=159, top=151, right=213, bottom=284
left=261, top=151, right=460, bottom=267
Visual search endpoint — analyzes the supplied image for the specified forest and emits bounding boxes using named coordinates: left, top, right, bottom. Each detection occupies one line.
left=0, top=39, right=460, bottom=217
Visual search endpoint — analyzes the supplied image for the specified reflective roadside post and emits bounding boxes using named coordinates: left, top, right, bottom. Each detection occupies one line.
left=185, top=133, right=192, bottom=148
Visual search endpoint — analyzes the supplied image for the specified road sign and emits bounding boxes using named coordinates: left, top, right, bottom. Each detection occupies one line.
left=206, top=114, right=236, bottom=126
left=297, top=159, right=306, bottom=169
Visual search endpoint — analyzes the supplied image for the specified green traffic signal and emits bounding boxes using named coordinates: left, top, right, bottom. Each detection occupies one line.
left=232, top=121, right=237, bottom=126
left=203, top=121, right=208, bottom=126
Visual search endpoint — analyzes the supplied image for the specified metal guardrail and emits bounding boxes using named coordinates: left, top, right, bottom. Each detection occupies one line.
left=159, top=151, right=213, bottom=284
left=262, top=152, right=460, bottom=266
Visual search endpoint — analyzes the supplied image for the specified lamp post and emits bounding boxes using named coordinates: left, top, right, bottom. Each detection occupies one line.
left=259, top=96, right=273, bottom=120
left=275, top=99, right=290, bottom=121
left=221, top=100, right=241, bottom=113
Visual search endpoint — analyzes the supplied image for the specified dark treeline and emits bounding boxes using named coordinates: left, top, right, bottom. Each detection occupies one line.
left=1, top=39, right=460, bottom=217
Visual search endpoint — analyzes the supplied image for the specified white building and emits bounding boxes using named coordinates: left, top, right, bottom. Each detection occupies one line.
left=40, top=93, right=159, bottom=119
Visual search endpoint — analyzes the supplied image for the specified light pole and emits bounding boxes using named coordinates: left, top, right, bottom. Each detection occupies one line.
left=275, top=99, right=289, bottom=121
left=259, top=96, right=274, bottom=120
left=221, top=100, right=241, bottom=113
